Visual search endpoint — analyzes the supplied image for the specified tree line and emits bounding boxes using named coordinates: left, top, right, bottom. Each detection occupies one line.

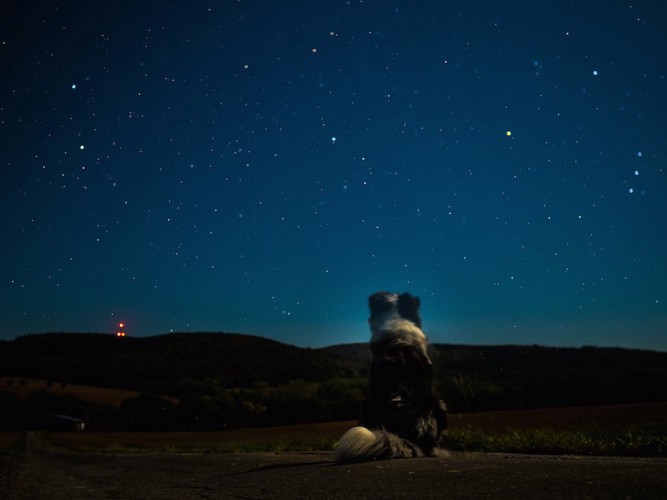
left=2, top=334, right=666, bottom=431
left=0, top=377, right=367, bottom=431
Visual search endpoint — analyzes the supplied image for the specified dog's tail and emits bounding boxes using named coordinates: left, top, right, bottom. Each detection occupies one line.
left=334, top=426, right=422, bottom=462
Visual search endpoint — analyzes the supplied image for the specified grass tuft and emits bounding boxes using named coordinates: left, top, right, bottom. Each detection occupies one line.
left=448, top=426, right=667, bottom=457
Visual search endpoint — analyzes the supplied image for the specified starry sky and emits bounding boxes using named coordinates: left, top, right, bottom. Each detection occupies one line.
left=1, top=1, right=666, bottom=350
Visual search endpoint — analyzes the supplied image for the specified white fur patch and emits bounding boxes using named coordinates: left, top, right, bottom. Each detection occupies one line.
left=334, top=426, right=378, bottom=461
left=370, top=316, right=428, bottom=356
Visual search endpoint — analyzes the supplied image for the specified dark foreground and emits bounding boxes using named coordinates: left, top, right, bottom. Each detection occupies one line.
left=3, top=437, right=666, bottom=499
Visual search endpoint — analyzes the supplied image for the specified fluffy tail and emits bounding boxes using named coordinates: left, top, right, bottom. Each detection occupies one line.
left=334, top=426, right=422, bottom=462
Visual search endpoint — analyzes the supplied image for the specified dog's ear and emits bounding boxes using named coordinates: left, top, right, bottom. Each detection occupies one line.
left=368, top=291, right=393, bottom=315
left=397, top=293, right=421, bottom=327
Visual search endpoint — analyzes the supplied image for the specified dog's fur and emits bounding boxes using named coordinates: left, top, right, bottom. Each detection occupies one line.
left=335, top=291, right=448, bottom=462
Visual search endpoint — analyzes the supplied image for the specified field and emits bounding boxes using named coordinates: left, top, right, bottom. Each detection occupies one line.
left=2, top=375, right=665, bottom=457
left=0, top=377, right=146, bottom=406
left=25, top=401, right=667, bottom=457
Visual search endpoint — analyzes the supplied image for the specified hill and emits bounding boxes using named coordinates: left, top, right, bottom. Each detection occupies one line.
left=0, top=332, right=356, bottom=396
left=323, top=342, right=667, bottom=411
left=1, top=332, right=667, bottom=430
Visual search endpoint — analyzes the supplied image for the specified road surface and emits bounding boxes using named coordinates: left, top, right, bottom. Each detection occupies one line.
left=2, top=433, right=666, bottom=499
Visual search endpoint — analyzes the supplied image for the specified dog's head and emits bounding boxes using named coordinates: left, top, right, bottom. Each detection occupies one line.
left=368, top=291, right=422, bottom=329
left=368, top=291, right=427, bottom=355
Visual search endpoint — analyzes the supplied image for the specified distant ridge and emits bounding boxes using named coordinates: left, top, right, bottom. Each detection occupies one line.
left=2, top=332, right=667, bottom=410
left=0, top=332, right=355, bottom=395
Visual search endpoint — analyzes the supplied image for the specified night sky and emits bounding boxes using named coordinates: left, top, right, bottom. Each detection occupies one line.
left=2, top=1, right=666, bottom=350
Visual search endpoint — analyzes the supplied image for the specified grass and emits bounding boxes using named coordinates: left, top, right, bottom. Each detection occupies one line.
left=43, top=421, right=349, bottom=454
left=28, top=402, right=667, bottom=458
left=44, top=435, right=339, bottom=455
left=86, top=438, right=337, bottom=454
left=446, top=426, right=667, bottom=457
left=44, top=426, right=667, bottom=457
left=445, top=401, right=667, bottom=457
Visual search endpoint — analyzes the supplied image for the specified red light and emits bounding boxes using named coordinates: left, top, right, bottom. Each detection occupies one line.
left=116, top=321, right=126, bottom=337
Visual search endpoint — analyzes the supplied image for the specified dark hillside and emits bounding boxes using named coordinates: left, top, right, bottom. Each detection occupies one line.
left=322, top=343, right=667, bottom=411
left=432, top=344, right=667, bottom=411
left=2, top=334, right=666, bottom=419
left=0, top=332, right=351, bottom=396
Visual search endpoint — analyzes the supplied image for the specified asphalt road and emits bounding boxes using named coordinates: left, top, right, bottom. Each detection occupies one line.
left=3, top=436, right=666, bottom=499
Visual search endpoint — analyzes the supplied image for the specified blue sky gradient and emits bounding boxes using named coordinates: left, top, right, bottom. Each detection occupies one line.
left=2, top=1, right=665, bottom=350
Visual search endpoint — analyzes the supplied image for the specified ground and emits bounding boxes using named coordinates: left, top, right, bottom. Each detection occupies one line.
left=2, top=433, right=666, bottom=499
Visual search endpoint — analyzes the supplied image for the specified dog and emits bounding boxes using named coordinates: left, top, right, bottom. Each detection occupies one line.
left=335, top=291, right=448, bottom=462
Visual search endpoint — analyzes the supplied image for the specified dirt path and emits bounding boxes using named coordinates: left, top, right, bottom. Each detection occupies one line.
left=3, top=432, right=666, bottom=499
